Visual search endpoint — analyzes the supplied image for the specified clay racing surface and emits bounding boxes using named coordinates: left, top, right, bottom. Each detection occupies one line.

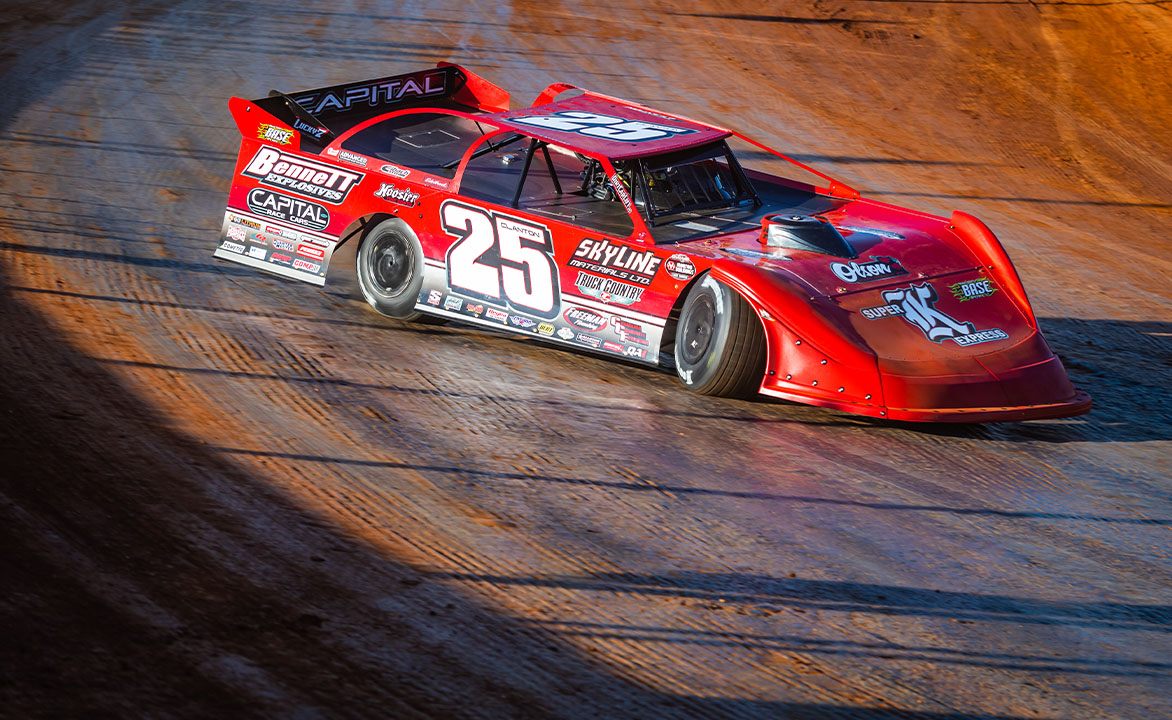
left=1, top=2, right=1169, bottom=718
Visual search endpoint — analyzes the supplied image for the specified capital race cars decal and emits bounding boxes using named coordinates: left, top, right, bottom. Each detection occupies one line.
left=246, top=188, right=329, bottom=231
left=242, top=147, right=364, bottom=204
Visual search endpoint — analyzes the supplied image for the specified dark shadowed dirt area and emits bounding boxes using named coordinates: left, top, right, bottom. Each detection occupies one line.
left=1, top=1, right=1169, bottom=718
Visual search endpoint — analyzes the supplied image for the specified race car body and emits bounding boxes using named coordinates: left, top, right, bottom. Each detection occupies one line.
left=213, top=63, right=1091, bottom=422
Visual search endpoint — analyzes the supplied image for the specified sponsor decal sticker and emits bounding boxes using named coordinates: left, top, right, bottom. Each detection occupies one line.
left=292, top=258, right=321, bottom=273
left=830, top=257, right=908, bottom=284
left=570, top=238, right=660, bottom=286
left=271, top=237, right=295, bottom=252
left=337, top=149, right=368, bottom=167
left=220, top=240, right=246, bottom=254
left=270, top=253, right=292, bottom=265
left=292, top=69, right=450, bottom=115
left=466, top=303, right=484, bottom=315
left=881, top=283, right=1007, bottom=346
left=423, top=176, right=450, bottom=190
left=235, top=216, right=261, bottom=231
left=444, top=295, right=463, bottom=311
left=242, top=147, right=364, bottom=204
left=557, top=327, right=576, bottom=340
left=379, top=164, right=410, bottom=178
left=575, top=272, right=644, bottom=305
left=297, top=244, right=325, bottom=261
left=950, top=277, right=998, bottom=302
left=427, top=289, right=443, bottom=305
left=374, top=182, right=420, bottom=207
left=563, top=307, right=607, bottom=332
left=609, top=175, right=633, bottom=213
left=293, top=118, right=328, bottom=139
left=623, top=346, right=648, bottom=359
left=602, top=341, right=623, bottom=353
left=664, top=253, right=696, bottom=282
left=485, top=307, right=508, bottom=322
left=537, top=323, right=555, bottom=336
left=509, top=315, right=538, bottom=329
left=860, top=304, right=905, bottom=320
left=247, top=188, right=330, bottom=231
left=247, top=246, right=267, bottom=260
left=226, top=226, right=247, bottom=242
left=611, top=317, right=648, bottom=346
left=257, top=123, right=293, bottom=145
left=576, top=333, right=602, bottom=349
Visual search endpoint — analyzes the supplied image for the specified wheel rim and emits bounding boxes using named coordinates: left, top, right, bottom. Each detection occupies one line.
left=681, top=295, right=716, bottom=365
left=368, top=232, right=412, bottom=297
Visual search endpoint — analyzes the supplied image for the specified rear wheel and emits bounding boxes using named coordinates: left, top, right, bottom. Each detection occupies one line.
left=356, top=218, right=424, bottom=320
left=674, top=275, right=766, bottom=397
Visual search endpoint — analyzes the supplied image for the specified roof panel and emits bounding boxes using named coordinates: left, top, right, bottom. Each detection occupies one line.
left=484, top=94, right=729, bottom=160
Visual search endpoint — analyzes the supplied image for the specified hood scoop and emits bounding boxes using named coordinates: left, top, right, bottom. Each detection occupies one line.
left=760, top=214, right=856, bottom=259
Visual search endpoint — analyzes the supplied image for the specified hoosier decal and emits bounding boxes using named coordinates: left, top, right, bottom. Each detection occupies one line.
left=374, top=183, right=420, bottom=207
left=247, top=188, right=330, bottom=231
left=243, top=147, right=363, bottom=204
left=570, top=238, right=661, bottom=286
left=574, top=272, right=644, bottom=305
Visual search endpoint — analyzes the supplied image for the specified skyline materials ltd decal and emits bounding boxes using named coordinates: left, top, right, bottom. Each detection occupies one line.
left=509, top=110, right=697, bottom=143
left=569, top=238, right=661, bottom=286
left=830, top=257, right=908, bottom=284
left=950, top=277, right=998, bottom=302
left=574, top=272, right=644, bottom=305
left=292, top=68, right=452, bottom=116
left=247, top=188, right=330, bottom=231
left=257, top=123, right=293, bottom=145
left=374, top=183, right=420, bottom=207
left=880, top=283, right=1009, bottom=346
left=242, top=147, right=363, bottom=204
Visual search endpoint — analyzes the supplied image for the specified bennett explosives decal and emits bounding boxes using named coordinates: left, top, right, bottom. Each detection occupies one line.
left=379, top=164, right=410, bottom=178
left=292, top=68, right=451, bottom=116
left=570, top=238, right=661, bottom=286
left=337, top=149, right=368, bottom=167
left=293, top=118, right=328, bottom=139
left=257, top=123, right=293, bottom=145
left=243, top=147, right=363, bottom=204
left=297, top=244, right=325, bottom=261
left=575, top=272, right=644, bottom=305
left=612, top=317, right=648, bottom=346
left=374, top=183, right=420, bottom=207
left=664, top=253, right=696, bottom=282
left=950, top=277, right=998, bottom=302
left=247, top=188, right=330, bottom=231
left=830, top=257, right=908, bottom=283
left=881, top=283, right=1007, bottom=346
left=563, top=307, right=607, bottom=332
left=226, top=226, right=247, bottom=242
left=220, top=240, right=245, bottom=254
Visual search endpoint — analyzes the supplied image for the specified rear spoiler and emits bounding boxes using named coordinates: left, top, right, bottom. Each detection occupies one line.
left=246, top=63, right=509, bottom=148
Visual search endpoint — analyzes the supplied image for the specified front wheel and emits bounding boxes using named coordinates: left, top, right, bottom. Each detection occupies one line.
left=356, top=218, right=424, bottom=320
left=674, top=275, right=766, bottom=397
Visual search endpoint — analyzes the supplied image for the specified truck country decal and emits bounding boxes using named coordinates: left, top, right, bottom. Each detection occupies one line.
left=242, top=147, right=364, bottom=204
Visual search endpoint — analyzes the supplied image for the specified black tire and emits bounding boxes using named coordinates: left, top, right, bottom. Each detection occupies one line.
left=674, top=274, right=766, bottom=397
left=356, top=218, right=424, bottom=320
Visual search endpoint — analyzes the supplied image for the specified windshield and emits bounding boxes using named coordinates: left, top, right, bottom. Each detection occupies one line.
left=616, top=141, right=758, bottom=224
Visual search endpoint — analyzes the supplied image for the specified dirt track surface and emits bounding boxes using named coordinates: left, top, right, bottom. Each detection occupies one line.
left=2, top=2, right=1170, bottom=718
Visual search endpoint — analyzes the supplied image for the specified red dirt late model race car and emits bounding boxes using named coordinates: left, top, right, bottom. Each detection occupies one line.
left=213, top=63, right=1091, bottom=423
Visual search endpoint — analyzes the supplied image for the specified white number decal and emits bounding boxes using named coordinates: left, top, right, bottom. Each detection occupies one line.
left=442, top=200, right=560, bottom=318
left=509, top=111, right=696, bottom=143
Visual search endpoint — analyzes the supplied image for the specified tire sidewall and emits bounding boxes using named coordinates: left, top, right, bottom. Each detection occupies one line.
left=674, top=274, right=738, bottom=390
left=356, top=218, right=425, bottom=319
